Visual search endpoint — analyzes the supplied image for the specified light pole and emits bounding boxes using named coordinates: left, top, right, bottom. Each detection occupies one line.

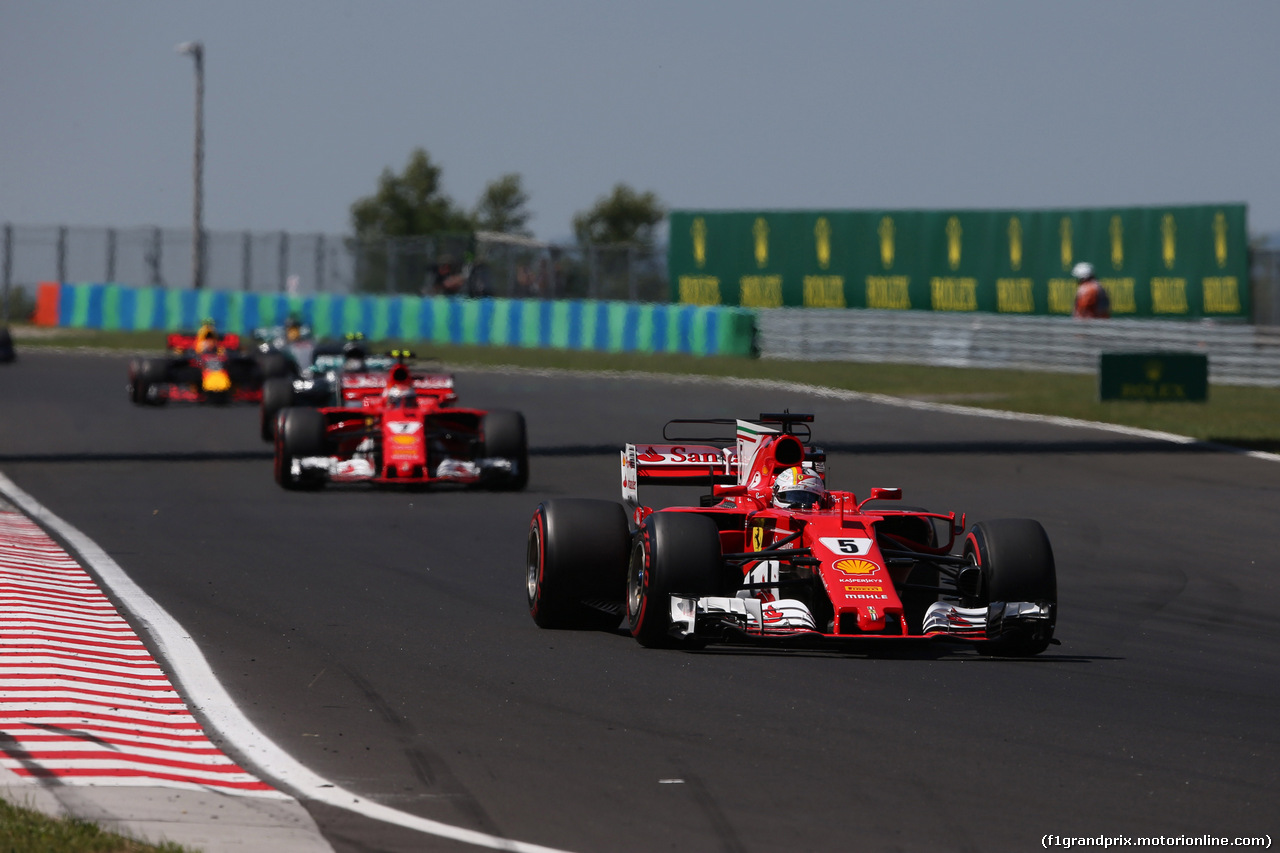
left=176, top=41, right=204, bottom=290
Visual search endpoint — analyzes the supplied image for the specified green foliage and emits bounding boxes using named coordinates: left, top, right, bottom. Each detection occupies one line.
left=572, top=184, right=666, bottom=248
left=0, top=798, right=191, bottom=852
left=474, top=173, right=532, bottom=236
left=349, top=148, right=473, bottom=240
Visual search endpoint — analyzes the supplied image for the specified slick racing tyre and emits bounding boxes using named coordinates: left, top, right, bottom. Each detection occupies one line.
left=527, top=500, right=630, bottom=630
left=257, top=352, right=292, bottom=379
left=129, top=358, right=169, bottom=406
left=260, top=377, right=295, bottom=442
left=274, top=407, right=326, bottom=491
left=627, top=511, right=722, bottom=648
left=964, top=519, right=1057, bottom=656
left=481, top=409, right=529, bottom=491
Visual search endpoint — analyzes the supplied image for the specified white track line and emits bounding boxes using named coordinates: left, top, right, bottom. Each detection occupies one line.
left=0, top=473, right=575, bottom=853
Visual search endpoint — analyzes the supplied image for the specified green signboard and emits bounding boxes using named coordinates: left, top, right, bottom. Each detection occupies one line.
left=1098, top=352, right=1209, bottom=401
left=669, top=205, right=1249, bottom=319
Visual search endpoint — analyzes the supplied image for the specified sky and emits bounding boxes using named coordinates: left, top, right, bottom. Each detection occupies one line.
left=3, top=1, right=1280, bottom=245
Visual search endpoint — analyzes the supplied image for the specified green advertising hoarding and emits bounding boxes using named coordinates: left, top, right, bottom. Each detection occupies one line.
left=669, top=205, right=1249, bottom=319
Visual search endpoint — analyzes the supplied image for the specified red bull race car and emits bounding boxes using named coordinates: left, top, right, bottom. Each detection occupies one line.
left=127, top=327, right=264, bottom=405
left=272, top=352, right=528, bottom=491
left=526, top=412, right=1057, bottom=655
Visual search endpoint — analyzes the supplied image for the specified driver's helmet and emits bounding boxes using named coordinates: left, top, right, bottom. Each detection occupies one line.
left=1071, top=261, right=1096, bottom=282
left=195, top=318, right=218, bottom=352
left=341, top=339, right=366, bottom=370
left=385, top=384, right=418, bottom=409
left=285, top=315, right=302, bottom=341
left=772, top=466, right=826, bottom=510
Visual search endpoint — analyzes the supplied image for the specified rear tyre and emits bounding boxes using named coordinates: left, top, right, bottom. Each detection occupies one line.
left=258, top=352, right=292, bottom=379
left=627, top=512, right=722, bottom=648
left=481, top=409, right=529, bottom=491
left=527, top=500, right=631, bottom=630
left=964, top=519, right=1056, bottom=656
left=274, top=407, right=327, bottom=491
left=260, top=377, right=295, bottom=441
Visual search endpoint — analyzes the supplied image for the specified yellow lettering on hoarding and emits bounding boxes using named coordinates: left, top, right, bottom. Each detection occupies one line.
left=753, top=218, right=770, bottom=268
left=815, top=218, right=831, bottom=270
left=678, top=276, right=721, bottom=305
left=946, top=217, right=963, bottom=270
left=866, top=276, right=911, bottom=309
left=691, top=217, right=707, bottom=268
left=1100, top=278, right=1136, bottom=313
left=1008, top=217, right=1023, bottom=271
left=1111, top=216, right=1125, bottom=270
left=1213, top=212, right=1229, bottom=268
left=996, top=278, right=1034, bottom=313
left=1048, top=278, right=1076, bottom=314
left=930, top=277, right=977, bottom=311
left=803, top=275, right=845, bottom=308
left=740, top=275, right=783, bottom=308
left=878, top=217, right=895, bottom=269
left=1203, top=276, right=1241, bottom=313
left=1151, top=277, right=1188, bottom=314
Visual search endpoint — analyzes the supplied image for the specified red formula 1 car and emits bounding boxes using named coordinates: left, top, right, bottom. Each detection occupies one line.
left=527, top=412, right=1057, bottom=655
left=128, top=329, right=264, bottom=405
left=272, top=352, right=528, bottom=491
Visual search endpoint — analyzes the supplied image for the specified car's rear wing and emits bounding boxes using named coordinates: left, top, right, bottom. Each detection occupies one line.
left=621, top=442, right=738, bottom=511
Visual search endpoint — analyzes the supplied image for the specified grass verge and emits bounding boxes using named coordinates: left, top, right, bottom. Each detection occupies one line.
left=0, top=798, right=191, bottom=852
left=9, top=324, right=1280, bottom=452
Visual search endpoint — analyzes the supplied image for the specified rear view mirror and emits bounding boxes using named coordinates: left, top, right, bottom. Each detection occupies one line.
left=868, top=487, right=902, bottom=501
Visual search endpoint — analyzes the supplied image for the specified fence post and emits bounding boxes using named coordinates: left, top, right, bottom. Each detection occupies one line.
left=315, top=234, right=325, bottom=293
left=278, top=231, right=289, bottom=293
left=148, top=228, right=163, bottom=286
left=106, top=228, right=117, bottom=283
left=242, top=231, right=251, bottom=291
left=57, top=226, right=67, bottom=284
left=2, top=224, right=11, bottom=321
left=588, top=243, right=597, bottom=300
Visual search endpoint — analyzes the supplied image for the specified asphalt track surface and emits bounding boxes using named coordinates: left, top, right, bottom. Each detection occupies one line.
left=1, top=351, right=1277, bottom=852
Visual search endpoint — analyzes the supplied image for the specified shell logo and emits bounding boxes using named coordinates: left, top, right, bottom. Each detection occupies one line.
left=832, top=559, right=878, bottom=575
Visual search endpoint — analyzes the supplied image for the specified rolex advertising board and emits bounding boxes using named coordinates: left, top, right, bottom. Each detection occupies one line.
left=670, top=205, right=1249, bottom=319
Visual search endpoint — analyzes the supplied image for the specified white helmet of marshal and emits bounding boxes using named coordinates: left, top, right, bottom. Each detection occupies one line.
left=1071, top=261, right=1096, bottom=281
left=772, top=466, right=825, bottom=510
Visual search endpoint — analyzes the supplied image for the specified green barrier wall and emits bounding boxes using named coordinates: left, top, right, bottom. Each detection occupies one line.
left=669, top=204, right=1249, bottom=319
left=41, top=284, right=756, bottom=358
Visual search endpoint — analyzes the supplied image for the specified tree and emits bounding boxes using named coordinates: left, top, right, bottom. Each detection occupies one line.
left=474, top=173, right=532, bottom=236
left=572, top=184, right=666, bottom=248
left=350, top=147, right=473, bottom=239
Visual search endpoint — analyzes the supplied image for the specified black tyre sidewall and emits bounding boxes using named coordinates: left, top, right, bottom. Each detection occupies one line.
left=481, top=409, right=529, bottom=490
left=627, top=512, right=722, bottom=647
left=965, top=519, right=1056, bottom=655
left=528, top=499, right=630, bottom=629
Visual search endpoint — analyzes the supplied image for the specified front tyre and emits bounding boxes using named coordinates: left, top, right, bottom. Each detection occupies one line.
left=260, top=376, right=295, bottom=441
left=964, top=519, right=1057, bottom=656
left=481, top=409, right=529, bottom=491
left=274, top=407, right=326, bottom=491
left=627, top=512, right=722, bottom=648
left=527, top=500, right=630, bottom=630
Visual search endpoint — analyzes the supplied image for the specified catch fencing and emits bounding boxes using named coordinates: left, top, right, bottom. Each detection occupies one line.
left=758, top=308, right=1280, bottom=387
left=0, top=223, right=665, bottom=305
